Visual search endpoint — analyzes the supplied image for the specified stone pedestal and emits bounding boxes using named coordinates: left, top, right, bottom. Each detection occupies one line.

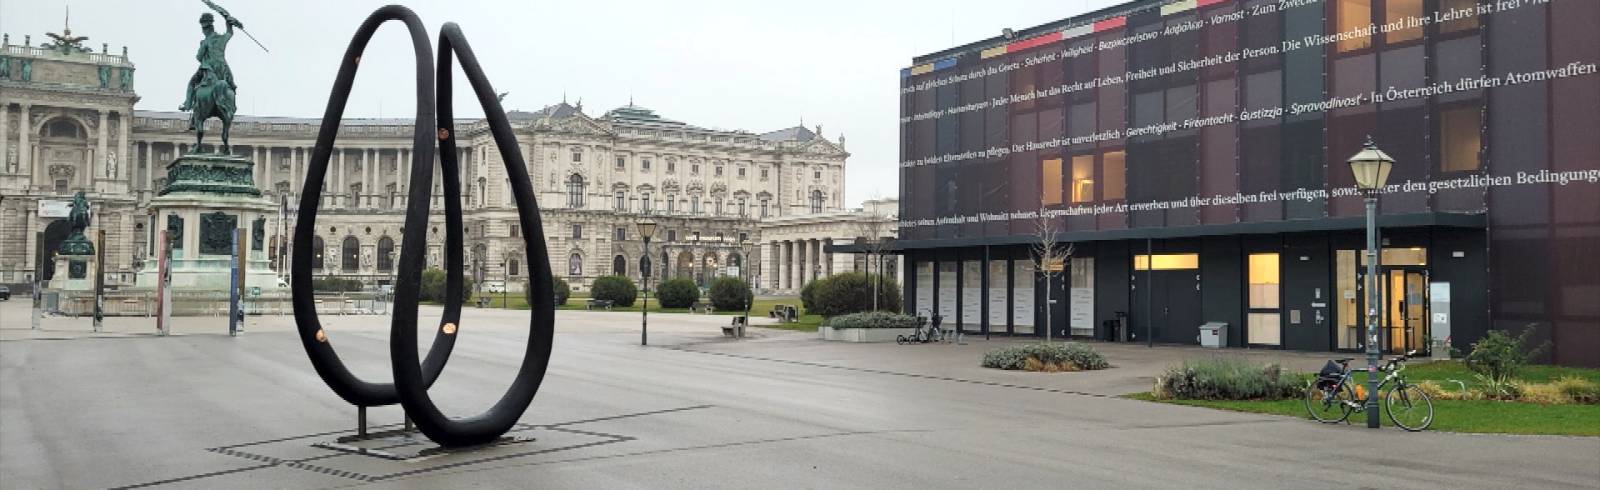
left=51, top=252, right=98, bottom=291
left=133, top=152, right=285, bottom=295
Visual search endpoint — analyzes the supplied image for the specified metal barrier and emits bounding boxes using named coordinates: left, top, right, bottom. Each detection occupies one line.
left=44, top=290, right=390, bottom=317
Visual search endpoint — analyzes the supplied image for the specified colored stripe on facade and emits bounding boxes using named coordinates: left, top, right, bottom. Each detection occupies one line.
left=1093, top=16, right=1126, bottom=32
left=980, top=45, right=1008, bottom=59
left=1061, top=24, right=1094, bottom=40
left=1161, top=0, right=1197, bottom=15
left=910, top=63, right=934, bottom=75
left=932, top=58, right=958, bottom=71
left=1197, top=0, right=1229, bottom=7
left=1007, top=32, right=1063, bottom=53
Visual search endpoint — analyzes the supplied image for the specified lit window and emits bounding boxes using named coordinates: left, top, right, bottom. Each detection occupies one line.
left=1102, top=151, right=1126, bottom=201
left=1247, top=253, right=1282, bottom=346
left=1133, top=254, right=1199, bottom=271
left=1070, top=155, right=1095, bottom=203
left=1336, top=0, right=1373, bottom=52
left=1439, top=0, right=1478, bottom=33
left=1041, top=158, right=1064, bottom=205
left=1439, top=106, right=1481, bottom=172
left=1385, top=0, right=1422, bottom=44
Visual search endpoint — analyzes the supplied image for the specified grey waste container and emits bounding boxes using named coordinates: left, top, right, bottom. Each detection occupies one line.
left=1199, top=322, right=1227, bottom=348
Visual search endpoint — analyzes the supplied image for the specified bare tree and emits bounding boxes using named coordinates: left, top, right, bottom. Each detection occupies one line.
left=852, top=213, right=895, bottom=311
left=1030, top=207, right=1074, bottom=343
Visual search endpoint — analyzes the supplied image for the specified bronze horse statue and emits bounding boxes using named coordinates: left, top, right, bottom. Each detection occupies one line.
left=187, top=66, right=236, bottom=154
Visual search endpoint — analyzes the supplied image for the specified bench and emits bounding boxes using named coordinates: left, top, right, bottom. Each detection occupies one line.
left=722, top=316, right=746, bottom=338
left=585, top=299, right=614, bottom=310
left=690, top=302, right=715, bottom=314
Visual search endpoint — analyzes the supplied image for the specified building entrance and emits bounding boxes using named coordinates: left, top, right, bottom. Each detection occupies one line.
left=1345, top=247, right=1430, bottom=355
left=1130, top=254, right=1201, bottom=344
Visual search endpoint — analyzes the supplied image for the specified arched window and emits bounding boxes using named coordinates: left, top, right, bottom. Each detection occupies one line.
left=613, top=255, right=627, bottom=276
left=566, top=174, right=585, bottom=208
left=341, top=236, right=360, bottom=271
left=729, top=253, right=742, bottom=271
left=509, top=258, right=520, bottom=277
left=311, top=236, right=325, bottom=270
left=809, top=190, right=825, bottom=213
left=47, top=119, right=81, bottom=138
left=568, top=253, right=583, bottom=276
left=377, top=236, right=395, bottom=272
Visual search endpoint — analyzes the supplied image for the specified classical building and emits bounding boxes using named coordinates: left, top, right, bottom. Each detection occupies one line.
left=762, top=198, right=899, bottom=294
left=2, top=27, right=894, bottom=295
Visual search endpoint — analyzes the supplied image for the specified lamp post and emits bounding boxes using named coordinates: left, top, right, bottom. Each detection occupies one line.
left=637, top=218, right=658, bottom=346
left=740, top=236, right=754, bottom=332
left=1348, top=135, right=1394, bottom=430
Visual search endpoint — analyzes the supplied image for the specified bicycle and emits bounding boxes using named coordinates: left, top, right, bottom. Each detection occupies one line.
left=897, top=314, right=946, bottom=345
left=1304, top=350, right=1433, bottom=431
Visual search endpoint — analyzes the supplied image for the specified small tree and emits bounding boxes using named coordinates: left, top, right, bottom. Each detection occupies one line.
left=708, top=276, right=752, bottom=311
left=1466, top=325, right=1550, bottom=394
left=656, top=278, right=700, bottom=308
left=852, top=211, right=897, bottom=312
left=1030, top=208, right=1074, bottom=343
left=529, top=275, right=571, bottom=306
left=590, top=275, right=638, bottom=307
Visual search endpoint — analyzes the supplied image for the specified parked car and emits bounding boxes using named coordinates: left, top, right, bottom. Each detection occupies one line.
left=0, top=285, right=10, bottom=300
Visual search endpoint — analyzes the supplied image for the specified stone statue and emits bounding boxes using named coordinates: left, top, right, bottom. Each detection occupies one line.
left=119, top=67, right=133, bottom=90
left=179, top=2, right=242, bottom=154
left=59, top=191, right=95, bottom=256
left=20, top=59, right=31, bottom=82
left=106, top=150, right=118, bottom=178
left=251, top=217, right=266, bottom=251
left=167, top=215, right=185, bottom=250
left=98, top=65, right=110, bottom=88
left=0, top=56, right=10, bottom=80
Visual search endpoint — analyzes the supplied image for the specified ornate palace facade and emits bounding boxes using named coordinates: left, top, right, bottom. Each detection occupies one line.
left=2, top=30, right=888, bottom=294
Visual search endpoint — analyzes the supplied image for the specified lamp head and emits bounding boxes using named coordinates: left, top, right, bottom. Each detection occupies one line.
left=1347, top=135, right=1395, bottom=191
left=636, top=219, right=657, bottom=240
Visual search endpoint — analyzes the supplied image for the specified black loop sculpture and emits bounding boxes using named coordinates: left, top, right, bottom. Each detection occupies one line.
left=291, top=5, right=555, bottom=448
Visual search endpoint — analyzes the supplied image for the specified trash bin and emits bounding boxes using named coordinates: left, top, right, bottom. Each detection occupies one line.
left=1199, top=322, right=1227, bottom=348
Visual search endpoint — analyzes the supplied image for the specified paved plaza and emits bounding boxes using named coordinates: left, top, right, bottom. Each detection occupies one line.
left=1, top=300, right=1597, bottom=488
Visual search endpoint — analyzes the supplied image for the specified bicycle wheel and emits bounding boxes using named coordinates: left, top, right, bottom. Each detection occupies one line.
left=1305, top=381, right=1355, bottom=423
left=1385, top=384, right=1433, bottom=431
left=896, top=335, right=908, bottom=345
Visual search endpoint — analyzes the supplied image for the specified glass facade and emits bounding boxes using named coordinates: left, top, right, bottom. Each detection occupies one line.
left=899, top=0, right=1600, bottom=366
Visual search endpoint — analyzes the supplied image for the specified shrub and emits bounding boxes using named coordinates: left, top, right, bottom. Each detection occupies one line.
left=1553, top=376, right=1600, bottom=404
left=312, top=277, right=364, bottom=292
left=418, top=268, right=473, bottom=304
left=1152, top=357, right=1304, bottom=400
left=590, top=275, right=637, bottom=307
left=1465, top=326, right=1549, bottom=389
left=526, top=275, right=571, bottom=307
left=656, top=278, right=700, bottom=308
left=981, top=343, right=1109, bottom=372
left=825, top=311, right=917, bottom=329
left=799, top=280, right=820, bottom=313
left=808, top=272, right=903, bottom=317
left=1415, top=380, right=1477, bottom=401
left=708, top=277, right=752, bottom=311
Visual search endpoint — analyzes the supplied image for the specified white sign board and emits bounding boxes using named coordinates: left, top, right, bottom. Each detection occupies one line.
left=38, top=200, right=73, bottom=218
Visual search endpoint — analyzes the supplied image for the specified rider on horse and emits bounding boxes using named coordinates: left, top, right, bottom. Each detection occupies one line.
left=180, top=9, right=240, bottom=153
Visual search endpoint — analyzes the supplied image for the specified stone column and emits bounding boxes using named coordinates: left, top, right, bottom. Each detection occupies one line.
left=96, top=110, right=109, bottom=184
left=335, top=148, right=346, bottom=208
left=260, top=146, right=271, bottom=192
left=0, top=104, right=9, bottom=177
left=365, top=148, right=376, bottom=209
left=24, top=208, right=37, bottom=278
left=20, top=105, right=35, bottom=188
left=119, top=111, right=131, bottom=182
left=291, top=147, right=302, bottom=197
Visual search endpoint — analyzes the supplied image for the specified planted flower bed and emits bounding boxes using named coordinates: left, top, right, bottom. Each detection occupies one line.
left=981, top=343, right=1109, bottom=372
left=818, top=311, right=918, bottom=342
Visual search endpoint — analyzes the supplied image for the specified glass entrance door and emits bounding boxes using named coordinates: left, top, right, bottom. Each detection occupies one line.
left=1384, top=269, right=1429, bottom=354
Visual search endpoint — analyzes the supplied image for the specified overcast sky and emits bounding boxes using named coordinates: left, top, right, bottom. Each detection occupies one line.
left=3, top=0, right=1121, bottom=206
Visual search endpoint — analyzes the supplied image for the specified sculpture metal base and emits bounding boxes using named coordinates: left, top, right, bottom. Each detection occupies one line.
left=314, top=432, right=537, bottom=462
left=161, top=153, right=262, bottom=197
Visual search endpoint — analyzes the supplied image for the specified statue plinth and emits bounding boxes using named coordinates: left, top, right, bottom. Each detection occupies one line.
left=135, top=152, right=284, bottom=299
left=52, top=252, right=98, bottom=291
left=161, top=153, right=261, bottom=197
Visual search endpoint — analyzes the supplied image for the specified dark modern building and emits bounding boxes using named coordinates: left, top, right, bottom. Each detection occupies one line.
left=893, top=0, right=1598, bottom=366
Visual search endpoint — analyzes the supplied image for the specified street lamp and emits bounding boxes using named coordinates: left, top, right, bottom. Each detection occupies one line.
left=1348, top=135, right=1394, bottom=430
left=637, top=218, right=658, bottom=346
left=739, top=236, right=754, bottom=333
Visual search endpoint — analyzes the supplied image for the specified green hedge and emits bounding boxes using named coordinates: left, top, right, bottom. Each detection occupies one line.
left=591, top=275, right=638, bottom=307
left=708, top=277, right=752, bottom=311
left=982, top=343, right=1109, bottom=371
left=312, top=277, right=364, bottom=292
left=526, top=275, right=570, bottom=307
left=825, top=311, right=917, bottom=329
left=808, top=272, right=902, bottom=317
left=419, top=268, right=474, bottom=303
left=656, top=278, right=699, bottom=308
left=1152, top=357, right=1304, bottom=400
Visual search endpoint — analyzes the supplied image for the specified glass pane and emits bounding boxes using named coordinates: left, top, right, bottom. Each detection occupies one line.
left=1070, top=257, right=1095, bottom=336
left=1102, top=151, right=1127, bottom=201
left=1337, top=250, right=1361, bottom=349
left=1041, top=158, right=1064, bottom=205
left=1248, top=253, right=1281, bottom=309
left=1439, top=106, right=1482, bottom=172
left=1134, top=254, right=1200, bottom=270
left=915, top=262, right=934, bottom=316
left=1013, top=261, right=1035, bottom=332
left=1071, top=155, right=1095, bottom=203
left=988, top=260, right=1008, bottom=328
left=1336, top=0, right=1373, bottom=52
left=1248, top=313, right=1282, bottom=345
left=1385, top=0, right=1423, bottom=44
left=1439, top=0, right=1480, bottom=33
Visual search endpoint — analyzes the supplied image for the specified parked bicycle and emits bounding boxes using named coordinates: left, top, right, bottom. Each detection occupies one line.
left=897, top=314, right=946, bottom=345
left=1304, top=350, right=1433, bottom=431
